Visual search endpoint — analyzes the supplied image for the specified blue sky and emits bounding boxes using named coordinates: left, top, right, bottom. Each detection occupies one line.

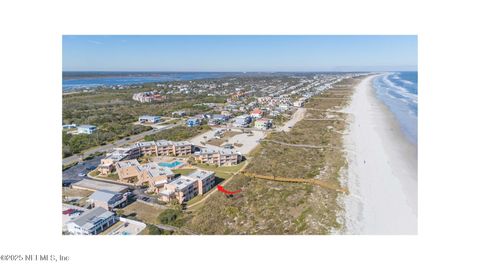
left=63, top=35, right=417, bottom=72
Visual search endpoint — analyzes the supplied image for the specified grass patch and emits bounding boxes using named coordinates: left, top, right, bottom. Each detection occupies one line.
left=62, top=187, right=93, bottom=199
left=122, top=201, right=165, bottom=224
left=96, top=173, right=119, bottom=181
left=62, top=162, right=78, bottom=171
left=172, top=168, right=196, bottom=176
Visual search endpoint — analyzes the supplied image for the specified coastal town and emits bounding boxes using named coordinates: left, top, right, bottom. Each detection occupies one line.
left=62, top=72, right=366, bottom=235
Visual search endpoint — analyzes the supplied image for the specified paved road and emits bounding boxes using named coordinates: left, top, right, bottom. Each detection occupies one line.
left=62, top=124, right=179, bottom=165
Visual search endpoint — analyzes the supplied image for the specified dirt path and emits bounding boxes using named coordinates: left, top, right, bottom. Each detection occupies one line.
left=277, top=107, right=306, bottom=132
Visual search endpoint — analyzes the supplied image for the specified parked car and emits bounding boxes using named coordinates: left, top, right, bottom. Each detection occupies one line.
left=223, top=144, right=234, bottom=149
left=78, top=172, right=86, bottom=177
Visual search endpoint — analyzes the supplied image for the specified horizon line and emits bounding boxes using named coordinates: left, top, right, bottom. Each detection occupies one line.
left=63, top=69, right=418, bottom=73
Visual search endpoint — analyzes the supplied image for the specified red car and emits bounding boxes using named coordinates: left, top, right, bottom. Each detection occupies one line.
left=62, top=209, right=75, bottom=215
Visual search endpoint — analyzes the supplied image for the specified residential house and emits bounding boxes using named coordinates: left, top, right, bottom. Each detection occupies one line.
left=254, top=118, right=272, bottom=130
left=87, top=190, right=128, bottom=210
left=77, top=125, right=97, bottom=134
left=220, top=111, right=233, bottom=118
left=132, top=91, right=165, bottom=103
left=171, top=110, right=186, bottom=117
left=293, top=100, right=305, bottom=107
left=62, top=124, right=76, bottom=129
left=138, top=115, right=161, bottom=123
left=66, top=207, right=117, bottom=235
left=212, top=114, right=228, bottom=122
left=186, top=118, right=201, bottom=127
left=233, top=115, right=252, bottom=128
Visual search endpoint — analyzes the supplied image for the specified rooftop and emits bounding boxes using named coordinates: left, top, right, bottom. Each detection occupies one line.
left=256, top=118, right=271, bottom=123
left=116, top=159, right=140, bottom=168
left=251, top=108, right=263, bottom=114
left=155, top=140, right=192, bottom=147
left=196, top=148, right=238, bottom=155
left=158, top=189, right=175, bottom=196
left=69, top=207, right=115, bottom=230
left=138, top=162, right=174, bottom=177
left=136, top=141, right=156, bottom=147
left=187, top=169, right=215, bottom=182
left=104, top=147, right=137, bottom=162
left=168, top=176, right=197, bottom=191
left=72, top=179, right=129, bottom=193
left=88, top=190, right=121, bottom=203
left=78, top=125, right=96, bottom=129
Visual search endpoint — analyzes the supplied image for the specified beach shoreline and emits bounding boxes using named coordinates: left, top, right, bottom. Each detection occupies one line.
left=342, top=75, right=418, bottom=234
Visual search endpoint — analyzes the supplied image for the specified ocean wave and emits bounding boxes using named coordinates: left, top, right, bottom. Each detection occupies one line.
left=373, top=73, right=418, bottom=145
left=399, top=79, right=414, bottom=85
left=380, top=74, right=418, bottom=104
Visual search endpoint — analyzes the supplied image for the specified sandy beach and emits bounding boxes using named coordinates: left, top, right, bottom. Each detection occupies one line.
left=342, top=75, right=418, bottom=234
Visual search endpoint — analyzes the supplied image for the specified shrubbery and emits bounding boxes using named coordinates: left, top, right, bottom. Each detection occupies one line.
left=157, top=209, right=182, bottom=225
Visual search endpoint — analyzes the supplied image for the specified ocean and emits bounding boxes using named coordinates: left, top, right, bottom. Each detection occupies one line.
left=62, top=72, right=242, bottom=91
left=373, top=72, right=418, bottom=145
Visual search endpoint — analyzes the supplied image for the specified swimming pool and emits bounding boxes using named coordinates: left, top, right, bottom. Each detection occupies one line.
left=158, top=161, right=184, bottom=168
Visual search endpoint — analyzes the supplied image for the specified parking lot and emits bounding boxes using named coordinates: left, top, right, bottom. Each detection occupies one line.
left=62, top=156, right=102, bottom=185
left=190, top=127, right=266, bottom=155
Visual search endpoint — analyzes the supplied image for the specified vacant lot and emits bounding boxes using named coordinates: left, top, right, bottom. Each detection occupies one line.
left=62, top=187, right=93, bottom=198
left=195, top=162, right=245, bottom=179
left=122, top=201, right=165, bottom=224
left=183, top=174, right=340, bottom=234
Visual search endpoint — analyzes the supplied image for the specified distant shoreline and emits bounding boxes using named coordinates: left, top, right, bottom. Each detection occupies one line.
left=61, top=71, right=404, bottom=92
